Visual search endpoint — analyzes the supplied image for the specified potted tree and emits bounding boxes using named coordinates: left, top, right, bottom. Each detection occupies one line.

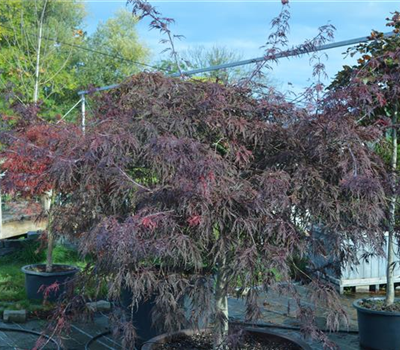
left=328, top=13, right=400, bottom=350
left=43, top=71, right=387, bottom=349
left=1, top=112, right=81, bottom=301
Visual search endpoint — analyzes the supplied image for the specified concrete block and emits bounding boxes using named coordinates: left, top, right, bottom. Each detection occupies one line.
left=355, top=285, right=370, bottom=293
left=27, top=231, right=41, bottom=240
left=3, top=310, right=27, bottom=323
left=86, top=300, right=111, bottom=312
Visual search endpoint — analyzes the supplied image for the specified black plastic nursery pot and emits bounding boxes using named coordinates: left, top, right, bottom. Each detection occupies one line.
left=354, top=298, right=400, bottom=350
left=121, top=288, right=160, bottom=348
left=141, top=327, right=312, bottom=350
left=21, top=263, right=79, bottom=302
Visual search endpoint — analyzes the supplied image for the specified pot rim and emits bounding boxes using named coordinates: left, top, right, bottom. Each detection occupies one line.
left=21, top=263, right=79, bottom=277
left=141, top=327, right=312, bottom=350
left=353, top=297, right=400, bottom=316
left=141, top=328, right=208, bottom=350
left=244, top=327, right=312, bottom=350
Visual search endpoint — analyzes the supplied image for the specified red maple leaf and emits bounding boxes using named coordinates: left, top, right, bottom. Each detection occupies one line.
left=188, top=215, right=201, bottom=227
left=38, top=281, right=60, bottom=302
left=141, top=216, right=157, bottom=230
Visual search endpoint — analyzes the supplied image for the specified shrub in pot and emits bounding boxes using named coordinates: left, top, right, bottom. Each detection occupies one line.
left=14, top=4, right=388, bottom=347
left=40, top=66, right=390, bottom=350
left=1, top=113, right=81, bottom=301
left=328, top=13, right=400, bottom=350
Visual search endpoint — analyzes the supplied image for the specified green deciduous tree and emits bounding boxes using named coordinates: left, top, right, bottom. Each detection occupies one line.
left=0, top=4, right=150, bottom=120
left=157, top=45, right=253, bottom=84
left=0, top=0, right=86, bottom=118
left=78, top=9, right=150, bottom=88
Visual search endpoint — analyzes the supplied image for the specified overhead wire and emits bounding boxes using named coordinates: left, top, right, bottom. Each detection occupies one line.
left=0, top=21, right=172, bottom=117
left=0, top=23, right=169, bottom=73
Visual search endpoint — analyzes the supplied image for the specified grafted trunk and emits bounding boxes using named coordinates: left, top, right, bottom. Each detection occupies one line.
left=386, top=105, right=398, bottom=307
left=0, top=189, right=2, bottom=238
left=213, top=262, right=229, bottom=350
left=44, top=190, right=55, bottom=273
left=46, top=230, right=54, bottom=272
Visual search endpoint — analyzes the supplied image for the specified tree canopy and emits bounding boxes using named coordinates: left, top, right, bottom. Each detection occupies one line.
left=0, top=0, right=86, bottom=117
left=77, top=9, right=149, bottom=88
left=0, top=2, right=149, bottom=120
left=0, top=72, right=387, bottom=348
left=0, top=1, right=395, bottom=348
left=157, top=45, right=256, bottom=84
left=328, top=12, right=400, bottom=307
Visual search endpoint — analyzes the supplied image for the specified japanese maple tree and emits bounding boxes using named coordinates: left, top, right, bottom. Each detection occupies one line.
left=1, top=106, right=81, bottom=272
left=40, top=71, right=388, bottom=349
left=1, top=2, right=390, bottom=349
left=328, top=12, right=400, bottom=307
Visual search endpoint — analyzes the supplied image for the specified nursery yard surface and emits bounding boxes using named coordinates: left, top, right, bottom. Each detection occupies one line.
left=0, top=284, right=392, bottom=349
left=0, top=239, right=393, bottom=350
left=0, top=314, right=119, bottom=349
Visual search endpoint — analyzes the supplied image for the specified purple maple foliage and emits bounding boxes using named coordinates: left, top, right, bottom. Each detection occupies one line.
left=328, top=12, right=400, bottom=307
left=0, top=2, right=393, bottom=349
left=38, top=72, right=387, bottom=349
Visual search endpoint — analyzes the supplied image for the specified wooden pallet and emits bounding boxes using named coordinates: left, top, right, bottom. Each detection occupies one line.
left=311, top=229, right=400, bottom=294
left=328, top=274, right=400, bottom=294
left=0, top=218, right=46, bottom=240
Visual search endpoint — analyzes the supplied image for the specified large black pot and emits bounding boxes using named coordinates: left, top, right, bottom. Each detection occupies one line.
left=121, top=288, right=160, bottom=348
left=141, top=327, right=312, bottom=350
left=354, top=298, right=400, bottom=350
left=21, top=263, right=79, bottom=302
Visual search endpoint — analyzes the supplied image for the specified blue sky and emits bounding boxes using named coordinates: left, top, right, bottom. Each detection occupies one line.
left=84, top=0, right=398, bottom=91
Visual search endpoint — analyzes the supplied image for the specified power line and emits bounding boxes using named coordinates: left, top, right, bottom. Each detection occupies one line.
left=78, top=31, right=395, bottom=95
left=170, top=31, right=396, bottom=77
left=0, top=23, right=167, bottom=73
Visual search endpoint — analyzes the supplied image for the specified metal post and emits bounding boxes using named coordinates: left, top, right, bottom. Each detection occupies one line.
left=0, top=188, right=2, bottom=239
left=81, top=94, right=86, bottom=133
left=0, top=172, right=4, bottom=239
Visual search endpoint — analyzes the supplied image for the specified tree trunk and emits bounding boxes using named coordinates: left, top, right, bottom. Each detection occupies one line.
left=44, top=190, right=55, bottom=273
left=33, top=0, right=47, bottom=104
left=213, top=263, right=229, bottom=350
left=386, top=105, right=398, bottom=306
left=46, top=229, right=54, bottom=273
left=0, top=188, right=2, bottom=238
